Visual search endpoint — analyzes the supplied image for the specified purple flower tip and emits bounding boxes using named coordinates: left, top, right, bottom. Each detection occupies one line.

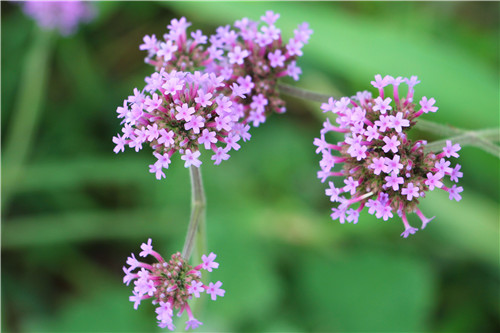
left=400, top=227, right=418, bottom=238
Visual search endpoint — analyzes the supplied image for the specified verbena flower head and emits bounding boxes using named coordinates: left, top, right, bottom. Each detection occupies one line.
left=142, top=14, right=311, bottom=125
left=314, top=75, right=463, bottom=237
left=112, top=69, right=252, bottom=179
left=114, top=14, right=312, bottom=179
left=21, top=0, right=95, bottom=36
left=123, top=239, right=225, bottom=330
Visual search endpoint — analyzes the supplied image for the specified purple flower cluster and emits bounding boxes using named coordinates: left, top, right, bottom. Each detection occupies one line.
left=314, top=75, right=464, bottom=237
left=21, top=1, right=95, bottom=36
left=123, top=239, right=225, bottom=330
left=113, top=13, right=312, bottom=179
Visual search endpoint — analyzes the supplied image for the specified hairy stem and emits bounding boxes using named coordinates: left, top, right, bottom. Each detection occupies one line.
left=182, top=166, right=207, bottom=261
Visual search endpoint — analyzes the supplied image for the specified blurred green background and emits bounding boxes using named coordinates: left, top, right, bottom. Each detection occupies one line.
left=2, top=1, right=499, bottom=332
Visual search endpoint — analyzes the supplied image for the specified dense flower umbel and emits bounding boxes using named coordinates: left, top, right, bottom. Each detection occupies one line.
left=114, top=14, right=312, bottom=179
left=314, top=75, right=464, bottom=237
left=123, top=239, right=225, bottom=330
left=140, top=13, right=312, bottom=127
left=112, top=70, right=252, bottom=179
left=21, top=1, right=95, bottom=36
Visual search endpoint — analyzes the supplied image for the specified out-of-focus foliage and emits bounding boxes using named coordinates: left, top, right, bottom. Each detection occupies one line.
left=2, top=1, right=499, bottom=332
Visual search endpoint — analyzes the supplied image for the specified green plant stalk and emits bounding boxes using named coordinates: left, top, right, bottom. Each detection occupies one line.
left=182, top=165, right=207, bottom=260
left=424, top=128, right=500, bottom=158
left=2, top=29, right=53, bottom=212
left=181, top=165, right=207, bottom=319
left=278, top=83, right=500, bottom=158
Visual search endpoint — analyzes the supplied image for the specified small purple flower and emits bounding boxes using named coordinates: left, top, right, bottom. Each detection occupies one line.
left=419, top=96, right=438, bottom=113
left=268, top=49, right=286, bottom=68
left=385, top=172, right=404, bottom=191
left=402, top=183, right=420, bottom=201
left=206, top=281, right=226, bottom=301
left=211, top=147, right=230, bottom=165
left=442, top=140, right=461, bottom=158
left=187, top=281, right=205, bottom=298
left=425, top=172, right=443, bottom=191
left=449, top=164, right=463, bottom=182
left=373, top=97, right=392, bottom=114
left=447, top=185, right=463, bottom=201
left=382, top=135, right=400, bottom=153
left=182, top=149, right=202, bottom=168
left=369, top=157, right=387, bottom=175
left=261, top=10, right=280, bottom=25
left=228, top=46, right=250, bottom=65
left=200, top=252, right=219, bottom=272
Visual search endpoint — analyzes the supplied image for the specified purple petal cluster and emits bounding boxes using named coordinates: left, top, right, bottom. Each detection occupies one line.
left=113, top=14, right=312, bottom=179
left=315, top=75, right=463, bottom=237
left=21, top=1, right=95, bottom=36
left=123, top=239, right=225, bottom=330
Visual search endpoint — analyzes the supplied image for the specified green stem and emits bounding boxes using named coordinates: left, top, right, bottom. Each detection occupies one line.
left=2, top=29, right=54, bottom=212
left=181, top=166, right=207, bottom=261
left=180, top=165, right=207, bottom=320
left=424, top=128, right=500, bottom=158
left=278, top=82, right=334, bottom=103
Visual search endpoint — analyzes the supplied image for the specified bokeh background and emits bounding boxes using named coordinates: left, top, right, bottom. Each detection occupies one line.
left=2, top=1, right=499, bottom=332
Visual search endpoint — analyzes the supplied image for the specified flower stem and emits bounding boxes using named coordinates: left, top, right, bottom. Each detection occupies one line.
left=424, top=128, right=500, bottom=158
left=2, top=29, right=54, bottom=213
left=278, top=83, right=500, bottom=158
left=180, top=166, right=207, bottom=320
left=182, top=166, right=207, bottom=261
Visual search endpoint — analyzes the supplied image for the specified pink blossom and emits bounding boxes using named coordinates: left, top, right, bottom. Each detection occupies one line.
left=287, top=61, right=302, bottom=81
left=402, top=183, right=420, bottom=201
left=149, top=163, right=166, bottom=180
left=211, top=147, right=230, bottom=165
left=442, top=140, right=461, bottom=158
left=198, top=129, right=217, bottom=150
left=373, top=97, right=392, bottom=114
left=157, top=129, right=175, bottom=147
left=382, top=135, right=400, bottom=153
left=194, top=91, right=213, bottom=107
left=449, top=164, right=463, bottom=182
left=385, top=172, right=404, bottom=191
left=419, top=96, right=438, bottom=113
left=384, top=155, right=404, bottom=174
left=175, top=103, right=196, bottom=122
left=369, top=157, right=387, bottom=175
left=139, top=238, right=154, bottom=257
left=425, top=172, right=443, bottom=191
left=206, top=281, right=225, bottom=301
left=447, top=185, right=463, bottom=201
left=201, top=252, right=219, bottom=272
left=228, top=46, right=249, bottom=65
left=261, top=10, right=280, bottom=25
left=140, top=34, right=158, bottom=52
left=113, top=135, right=126, bottom=154
left=181, top=149, right=202, bottom=168
left=343, top=177, right=359, bottom=195
left=268, top=49, right=286, bottom=68
left=187, top=281, right=205, bottom=298
left=185, top=115, right=205, bottom=134
left=388, top=112, right=410, bottom=133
